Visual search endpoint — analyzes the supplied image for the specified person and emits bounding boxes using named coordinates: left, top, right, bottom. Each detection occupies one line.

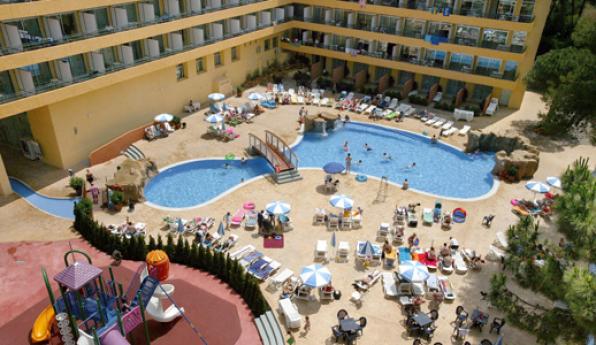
left=450, top=237, right=459, bottom=251
left=345, top=153, right=352, bottom=173
left=257, top=210, right=264, bottom=232
left=428, top=247, right=437, bottom=260
left=407, top=233, right=418, bottom=248
left=343, top=141, right=349, bottom=152
left=304, top=316, right=311, bottom=334
left=356, top=159, right=363, bottom=167
left=287, top=331, right=296, bottom=345
left=382, top=240, right=392, bottom=259
left=439, top=128, right=444, bottom=137
left=407, top=162, right=417, bottom=169
left=240, top=156, right=247, bottom=164
left=223, top=163, right=231, bottom=169
left=85, top=169, right=94, bottom=185
left=383, top=152, right=392, bottom=161
left=430, top=135, right=438, bottom=144
left=363, top=143, right=372, bottom=151
left=67, top=168, right=74, bottom=178
left=356, top=206, right=363, bottom=215
left=402, top=179, right=409, bottom=190
left=299, top=106, right=305, bottom=117
left=440, top=243, right=450, bottom=257
left=343, top=114, right=350, bottom=123
left=442, top=254, right=453, bottom=267
left=224, top=212, right=231, bottom=229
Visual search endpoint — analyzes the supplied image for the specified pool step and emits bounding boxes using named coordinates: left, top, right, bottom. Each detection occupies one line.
left=122, top=144, right=146, bottom=161
left=274, top=169, right=302, bottom=184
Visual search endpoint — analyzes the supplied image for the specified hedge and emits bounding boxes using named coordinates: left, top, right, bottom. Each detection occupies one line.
left=73, top=198, right=270, bottom=316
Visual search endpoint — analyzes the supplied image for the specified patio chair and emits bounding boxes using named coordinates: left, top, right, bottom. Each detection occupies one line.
left=327, top=216, right=339, bottom=230
left=315, top=240, right=328, bottom=262
left=489, top=317, right=505, bottom=334
left=331, top=325, right=344, bottom=342
left=336, top=241, right=350, bottom=262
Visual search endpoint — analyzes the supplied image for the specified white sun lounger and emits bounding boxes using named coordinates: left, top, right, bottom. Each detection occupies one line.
left=453, top=252, right=468, bottom=274
left=297, top=96, right=304, bottom=104
left=364, top=105, right=376, bottom=115
left=320, top=97, right=330, bottom=107
left=443, top=127, right=458, bottom=136
left=438, top=276, right=456, bottom=300
left=315, top=240, right=328, bottom=262
left=388, top=98, right=399, bottom=110
left=269, top=268, right=294, bottom=289
left=442, top=121, right=454, bottom=130
left=433, top=119, right=446, bottom=128
left=433, top=92, right=442, bottom=103
left=424, top=118, right=436, bottom=125
left=357, top=102, right=368, bottom=113
left=486, top=245, right=507, bottom=262
left=459, top=125, right=471, bottom=136
left=382, top=272, right=398, bottom=298
left=336, top=241, right=350, bottom=262
left=495, top=231, right=509, bottom=249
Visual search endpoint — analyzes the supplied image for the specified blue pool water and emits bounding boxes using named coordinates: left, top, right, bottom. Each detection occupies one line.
left=145, top=122, right=496, bottom=208
left=144, top=158, right=273, bottom=208
left=10, top=177, right=78, bottom=220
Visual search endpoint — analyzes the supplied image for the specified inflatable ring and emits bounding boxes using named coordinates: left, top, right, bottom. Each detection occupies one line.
left=355, top=174, right=368, bottom=182
left=243, top=201, right=255, bottom=210
left=452, top=208, right=467, bottom=223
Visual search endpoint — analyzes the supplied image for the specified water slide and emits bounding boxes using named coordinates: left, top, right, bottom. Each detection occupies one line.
left=9, top=177, right=78, bottom=220
left=30, top=304, right=55, bottom=343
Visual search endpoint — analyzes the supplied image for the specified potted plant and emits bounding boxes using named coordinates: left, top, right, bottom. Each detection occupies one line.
left=171, top=115, right=181, bottom=129
left=110, top=190, right=124, bottom=211
left=236, top=86, right=244, bottom=97
left=69, top=176, right=84, bottom=196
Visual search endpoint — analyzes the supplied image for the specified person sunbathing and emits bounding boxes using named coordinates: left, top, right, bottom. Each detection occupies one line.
left=427, top=247, right=437, bottom=260
left=440, top=243, right=450, bottom=257
left=442, top=255, right=453, bottom=267
left=354, top=272, right=378, bottom=287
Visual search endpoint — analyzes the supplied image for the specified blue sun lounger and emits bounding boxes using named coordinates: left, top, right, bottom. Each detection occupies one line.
left=399, top=247, right=412, bottom=262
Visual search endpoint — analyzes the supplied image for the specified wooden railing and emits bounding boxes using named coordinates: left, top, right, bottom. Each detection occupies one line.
left=265, top=130, right=298, bottom=170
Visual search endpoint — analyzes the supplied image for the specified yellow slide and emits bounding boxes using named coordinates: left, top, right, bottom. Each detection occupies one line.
left=31, top=305, right=55, bottom=343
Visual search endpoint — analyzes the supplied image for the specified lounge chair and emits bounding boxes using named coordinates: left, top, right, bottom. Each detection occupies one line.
left=297, top=95, right=305, bottom=104
left=315, top=240, right=328, bottom=262
left=453, top=252, right=468, bottom=274
left=486, top=98, right=498, bottom=115
left=398, top=246, right=412, bottom=262
left=320, top=97, right=330, bottom=107
left=336, top=241, right=350, bottom=262
left=378, top=223, right=390, bottom=240
left=382, top=272, right=398, bottom=298
left=443, top=127, right=458, bottom=136
left=239, top=250, right=263, bottom=268
left=244, top=211, right=258, bottom=230
left=442, top=121, right=454, bottom=130
left=433, top=119, right=446, bottom=128
left=214, top=234, right=239, bottom=253
left=268, top=268, right=294, bottom=290
left=357, top=101, right=369, bottom=113
left=407, top=212, right=418, bottom=227
left=432, top=92, right=442, bottom=103
left=230, top=209, right=245, bottom=227
left=425, top=118, right=438, bottom=125
left=230, top=245, right=255, bottom=260
left=388, top=98, right=399, bottom=110
left=438, top=276, right=456, bottom=300
left=353, top=270, right=381, bottom=291
left=385, top=111, right=398, bottom=120
left=494, top=232, right=508, bottom=250
left=422, top=208, right=433, bottom=225
left=486, top=245, right=506, bottom=262
left=364, top=105, right=376, bottom=115
left=459, top=125, right=471, bottom=136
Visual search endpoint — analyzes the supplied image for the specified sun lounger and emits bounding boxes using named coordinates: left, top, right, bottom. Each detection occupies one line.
left=433, top=92, right=442, bottom=103
left=418, top=251, right=438, bottom=270
left=443, top=127, right=458, bottom=136
left=214, top=234, right=239, bottom=253
left=297, top=95, right=304, bottom=104
left=407, top=212, right=418, bottom=227
left=399, top=247, right=412, bottom=263
left=278, top=298, right=301, bottom=329
left=439, top=257, right=454, bottom=273
left=315, top=240, right=328, bottom=262
left=353, top=270, right=381, bottom=291
left=433, top=119, right=446, bottom=128
left=422, top=208, right=433, bottom=225
left=356, top=102, right=368, bottom=113
left=230, top=245, right=254, bottom=261
left=364, top=105, right=376, bottom=115
left=244, top=211, right=258, bottom=230
left=453, top=252, right=468, bottom=274
left=442, top=121, right=454, bottom=130
left=388, top=98, right=399, bottom=110
left=290, top=94, right=298, bottom=104
left=320, top=97, right=330, bottom=107
left=486, top=245, right=507, bottom=262
left=425, top=118, right=438, bottom=125
left=459, top=125, right=471, bottom=136
left=356, top=241, right=382, bottom=263
left=336, top=241, right=350, bottom=262
left=426, top=274, right=439, bottom=293
left=239, top=250, right=263, bottom=268
left=382, top=272, right=398, bottom=298
left=438, top=276, right=456, bottom=300
left=268, top=268, right=294, bottom=290
left=486, top=98, right=498, bottom=115
left=494, top=232, right=508, bottom=249
left=230, top=209, right=245, bottom=227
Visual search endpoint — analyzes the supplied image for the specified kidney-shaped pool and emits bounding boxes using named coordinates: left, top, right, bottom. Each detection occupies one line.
left=145, top=122, right=496, bottom=208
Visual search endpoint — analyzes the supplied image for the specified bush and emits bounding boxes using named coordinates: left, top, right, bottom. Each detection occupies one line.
left=384, top=89, right=401, bottom=99
left=435, top=101, right=455, bottom=112
left=69, top=177, right=84, bottom=194
left=110, top=190, right=124, bottom=206
left=408, top=94, right=429, bottom=106
left=317, top=76, right=332, bottom=89
left=462, top=104, right=481, bottom=116
left=363, top=84, right=376, bottom=95
left=293, top=71, right=310, bottom=86
left=72, top=203, right=271, bottom=316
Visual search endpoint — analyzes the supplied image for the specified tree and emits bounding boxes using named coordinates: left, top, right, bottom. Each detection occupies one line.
left=197, top=244, right=206, bottom=269
left=189, top=242, right=199, bottom=268
left=174, top=236, right=185, bottom=264
left=563, top=267, right=596, bottom=335
left=527, top=13, right=596, bottom=137
left=156, top=235, right=164, bottom=250
left=165, top=235, right=175, bottom=259
left=148, top=235, right=157, bottom=251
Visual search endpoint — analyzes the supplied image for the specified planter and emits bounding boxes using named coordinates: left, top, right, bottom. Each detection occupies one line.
left=113, top=203, right=123, bottom=212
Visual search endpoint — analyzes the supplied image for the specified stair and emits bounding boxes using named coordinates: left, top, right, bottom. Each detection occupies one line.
left=121, top=144, right=146, bottom=160
left=274, top=169, right=302, bottom=184
left=133, top=276, right=159, bottom=308
left=255, top=310, right=284, bottom=345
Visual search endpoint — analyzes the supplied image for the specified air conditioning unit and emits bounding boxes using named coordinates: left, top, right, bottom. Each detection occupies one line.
left=20, top=139, right=42, bottom=160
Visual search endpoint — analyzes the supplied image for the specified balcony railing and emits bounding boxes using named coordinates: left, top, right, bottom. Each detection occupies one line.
left=0, top=18, right=289, bottom=105
left=283, top=38, right=517, bottom=83
left=0, top=0, right=265, bottom=56
left=298, top=16, right=526, bottom=54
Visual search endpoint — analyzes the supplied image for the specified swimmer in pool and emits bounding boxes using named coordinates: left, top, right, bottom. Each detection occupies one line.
left=224, top=163, right=231, bottom=169
left=343, top=141, right=349, bottom=152
left=241, top=156, right=247, bottom=164
left=383, top=152, right=392, bottom=161
left=356, top=160, right=363, bottom=166
left=430, top=135, right=438, bottom=144
left=406, top=162, right=416, bottom=169
left=363, top=143, right=372, bottom=151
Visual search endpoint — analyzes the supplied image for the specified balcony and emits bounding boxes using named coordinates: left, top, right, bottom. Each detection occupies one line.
left=0, top=18, right=290, bottom=105
left=0, top=0, right=266, bottom=56
left=283, top=37, right=517, bottom=84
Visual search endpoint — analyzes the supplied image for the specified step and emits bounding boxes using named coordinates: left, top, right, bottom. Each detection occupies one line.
left=255, top=318, right=272, bottom=345
left=264, top=311, right=284, bottom=345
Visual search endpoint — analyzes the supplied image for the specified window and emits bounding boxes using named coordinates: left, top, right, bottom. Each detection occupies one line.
left=231, top=47, right=239, bottom=61
left=196, top=57, right=205, bottom=73
left=520, top=0, right=535, bottom=22
left=68, top=54, right=88, bottom=78
left=0, top=71, right=15, bottom=97
left=214, top=52, right=223, bottom=66
left=176, top=64, right=185, bottom=80
left=264, top=39, right=271, bottom=51
left=503, top=61, right=518, bottom=80
left=272, top=37, right=278, bottom=48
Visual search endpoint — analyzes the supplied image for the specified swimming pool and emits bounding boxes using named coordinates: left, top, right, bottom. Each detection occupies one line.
left=145, top=122, right=496, bottom=208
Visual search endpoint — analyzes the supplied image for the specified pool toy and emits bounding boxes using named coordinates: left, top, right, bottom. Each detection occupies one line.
left=31, top=304, right=55, bottom=343
left=37, top=249, right=201, bottom=345
left=452, top=208, right=467, bottom=223
left=243, top=201, right=256, bottom=210
left=355, top=174, right=368, bottom=182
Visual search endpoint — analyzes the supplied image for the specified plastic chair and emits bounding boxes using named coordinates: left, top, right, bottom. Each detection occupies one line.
left=490, top=317, right=506, bottom=334
left=331, top=325, right=344, bottom=342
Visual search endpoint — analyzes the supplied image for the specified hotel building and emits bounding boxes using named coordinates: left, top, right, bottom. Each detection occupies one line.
left=0, top=0, right=550, bottom=194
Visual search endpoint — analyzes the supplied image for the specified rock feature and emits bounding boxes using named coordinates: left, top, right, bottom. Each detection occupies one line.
left=466, top=130, right=540, bottom=180
left=107, top=158, right=158, bottom=201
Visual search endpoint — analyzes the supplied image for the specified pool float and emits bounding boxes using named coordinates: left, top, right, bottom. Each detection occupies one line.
left=452, top=208, right=467, bottom=223
left=355, top=174, right=368, bottom=182
left=243, top=201, right=255, bottom=210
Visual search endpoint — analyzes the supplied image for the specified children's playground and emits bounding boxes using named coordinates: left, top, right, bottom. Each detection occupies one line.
left=0, top=239, right=260, bottom=345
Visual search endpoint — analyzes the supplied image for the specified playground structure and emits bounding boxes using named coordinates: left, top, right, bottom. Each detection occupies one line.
left=33, top=249, right=201, bottom=345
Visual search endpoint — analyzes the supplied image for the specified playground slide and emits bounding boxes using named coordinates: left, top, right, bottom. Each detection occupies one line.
left=146, top=297, right=185, bottom=322
left=31, top=304, right=55, bottom=343
left=101, top=329, right=131, bottom=345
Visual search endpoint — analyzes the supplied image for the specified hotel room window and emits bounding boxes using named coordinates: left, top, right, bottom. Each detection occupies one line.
left=196, top=57, right=206, bottom=73
left=176, top=64, right=185, bottom=80
left=214, top=52, right=223, bottom=66
left=264, top=39, right=271, bottom=51
left=231, top=47, right=239, bottom=61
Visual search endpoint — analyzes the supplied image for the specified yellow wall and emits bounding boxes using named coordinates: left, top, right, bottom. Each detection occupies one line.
left=0, top=153, right=11, bottom=196
left=32, top=36, right=284, bottom=168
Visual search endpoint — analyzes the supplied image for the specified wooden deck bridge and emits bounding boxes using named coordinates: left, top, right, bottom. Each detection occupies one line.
left=247, top=131, right=301, bottom=183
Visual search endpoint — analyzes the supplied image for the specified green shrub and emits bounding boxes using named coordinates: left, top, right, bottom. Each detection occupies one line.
left=317, top=76, right=332, bottom=89
left=69, top=177, right=84, bottom=193
left=435, top=101, right=455, bottom=112
left=384, top=89, right=401, bottom=99
left=109, top=190, right=124, bottom=205
left=408, top=94, right=429, bottom=106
